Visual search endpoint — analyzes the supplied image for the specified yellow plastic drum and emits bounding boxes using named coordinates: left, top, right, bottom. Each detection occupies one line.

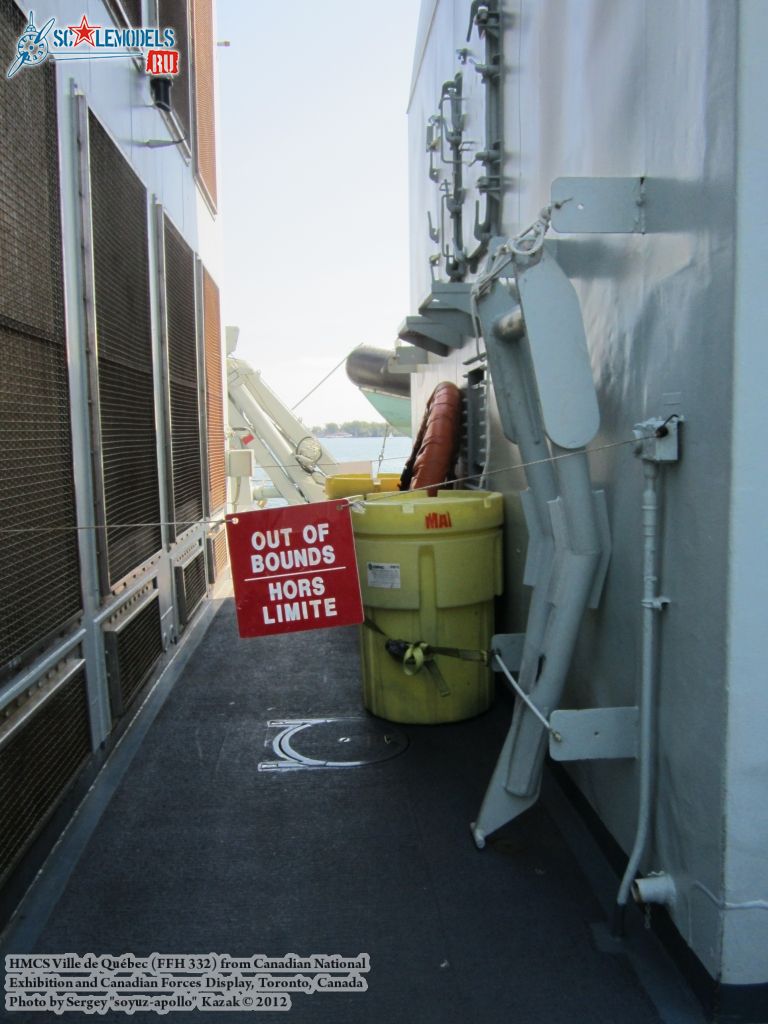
left=352, top=490, right=503, bottom=724
left=325, top=474, right=400, bottom=500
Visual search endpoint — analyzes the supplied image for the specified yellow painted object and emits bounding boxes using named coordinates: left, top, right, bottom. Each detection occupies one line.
left=324, top=473, right=400, bottom=499
left=352, top=490, right=504, bottom=724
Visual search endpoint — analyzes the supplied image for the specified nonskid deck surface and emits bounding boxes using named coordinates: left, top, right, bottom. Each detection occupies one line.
left=3, top=601, right=684, bottom=1023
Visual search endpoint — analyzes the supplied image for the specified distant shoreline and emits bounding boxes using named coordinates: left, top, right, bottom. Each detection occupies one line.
left=311, top=420, right=407, bottom=439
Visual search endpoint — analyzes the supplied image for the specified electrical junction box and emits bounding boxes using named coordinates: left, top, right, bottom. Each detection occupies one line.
left=633, top=416, right=683, bottom=463
left=227, top=449, right=254, bottom=477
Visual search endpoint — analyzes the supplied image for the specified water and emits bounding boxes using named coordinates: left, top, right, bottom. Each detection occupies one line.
left=250, top=435, right=413, bottom=506
left=322, top=434, right=413, bottom=474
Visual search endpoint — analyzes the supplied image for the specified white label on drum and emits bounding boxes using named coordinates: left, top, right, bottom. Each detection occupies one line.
left=366, top=562, right=401, bottom=589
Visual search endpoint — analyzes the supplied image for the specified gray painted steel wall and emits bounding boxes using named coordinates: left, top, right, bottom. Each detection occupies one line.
left=406, top=0, right=767, bottom=986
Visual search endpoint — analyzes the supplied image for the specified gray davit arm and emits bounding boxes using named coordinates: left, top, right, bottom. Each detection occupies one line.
left=471, top=241, right=611, bottom=845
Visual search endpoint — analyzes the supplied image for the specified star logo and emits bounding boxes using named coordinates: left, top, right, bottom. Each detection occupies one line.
left=68, top=14, right=100, bottom=46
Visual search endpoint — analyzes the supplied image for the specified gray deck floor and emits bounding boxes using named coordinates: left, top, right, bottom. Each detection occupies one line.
left=2, top=600, right=705, bottom=1024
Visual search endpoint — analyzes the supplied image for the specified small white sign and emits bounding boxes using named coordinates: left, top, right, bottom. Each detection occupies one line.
left=366, top=562, right=401, bottom=589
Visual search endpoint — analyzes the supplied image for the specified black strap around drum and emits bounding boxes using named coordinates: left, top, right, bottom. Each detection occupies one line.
left=362, top=618, right=488, bottom=698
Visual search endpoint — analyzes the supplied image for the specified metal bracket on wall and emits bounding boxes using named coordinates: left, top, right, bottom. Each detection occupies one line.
left=551, top=177, right=704, bottom=235
left=387, top=347, right=429, bottom=375
left=426, top=117, right=442, bottom=183
left=439, top=73, right=467, bottom=280
left=462, top=0, right=502, bottom=260
left=633, top=414, right=683, bottom=463
left=398, top=282, right=476, bottom=357
left=421, top=280, right=475, bottom=319
left=493, top=633, right=525, bottom=673
left=551, top=177, right=647, bottom=234
left=491, top=635, right=640, bottom=762
left=422, top=0, right=502, bottom=282
left=465, top=0, right=501, bottom=42
left=422, top=75, right=468, bottom=281
left=398, top=315, right=464, bottom=357
left=549, top=706, right=639, bottom=761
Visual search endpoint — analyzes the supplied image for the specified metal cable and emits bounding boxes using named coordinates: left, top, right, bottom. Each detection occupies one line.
left=0, top=433, right=649, bottom=534
left=493, top=650, right=560, bottom=740
left=357, top=433, right=648, bottom=505
left=290, top=346, right=362, bottom=412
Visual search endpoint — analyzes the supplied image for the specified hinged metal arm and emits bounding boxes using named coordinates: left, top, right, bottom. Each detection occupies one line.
left=470, top=239, right=611, bottom=845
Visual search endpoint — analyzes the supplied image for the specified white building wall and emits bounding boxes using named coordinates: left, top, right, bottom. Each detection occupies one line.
left=31, top=0, right=218, bottom=263
left=45, top=0, right=221, bottom=737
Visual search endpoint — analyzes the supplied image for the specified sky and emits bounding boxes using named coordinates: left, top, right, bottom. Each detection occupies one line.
left=216, top=1, right=422, bottom=429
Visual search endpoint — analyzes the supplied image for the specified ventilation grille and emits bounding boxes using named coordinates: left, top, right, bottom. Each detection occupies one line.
left=164, top=216, right=203, bottom=531
left=89, top=113, right=162, bottom=585
left=206, top=529, right=228, bottom=584
left=158, top=0, right=190, bottom=139
left=0, top=666, right=90, bottom=888
left=0, top=0, right=81, bottom=674
left=175, top=550, right=206, bottom=627
left=203, top=268, right=225, bottom=512
left=214, top=530, right=229, bottom=574
left=207, top=529, right=229, bottom=584
left=105, top=592, right=163, bottom=716
left=192, top=0, right=217, bottom=208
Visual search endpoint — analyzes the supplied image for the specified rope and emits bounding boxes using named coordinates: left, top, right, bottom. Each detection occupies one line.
left=375, top=424, right=391, bottom=476
left=290, top=346, right=361, bottom=412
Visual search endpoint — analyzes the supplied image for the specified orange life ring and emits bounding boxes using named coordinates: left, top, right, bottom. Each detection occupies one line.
left=399, top=382, right=462, bottom=496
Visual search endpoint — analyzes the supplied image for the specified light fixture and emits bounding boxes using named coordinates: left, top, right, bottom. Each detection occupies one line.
left=149, top=76, right=173, bottom=113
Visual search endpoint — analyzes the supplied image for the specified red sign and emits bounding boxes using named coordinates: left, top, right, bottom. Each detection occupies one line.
left=146, top=49, right=179, bottom=75
left=225, top=501, right=364, bottom=638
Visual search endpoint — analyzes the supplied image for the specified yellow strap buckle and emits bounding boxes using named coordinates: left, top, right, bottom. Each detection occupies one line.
left=402, top=643, right=451, bottom=697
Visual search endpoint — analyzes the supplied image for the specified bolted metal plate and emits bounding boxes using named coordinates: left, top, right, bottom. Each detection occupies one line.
left=551, top=177, right=645, bottom=234
left=259, top=717, right=409, bottom=772
left=549, top=706, right=639, bottom=761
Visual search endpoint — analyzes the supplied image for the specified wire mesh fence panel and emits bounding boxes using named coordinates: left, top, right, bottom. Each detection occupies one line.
left=164, top=216, right=204, bottom=529
left=0, top=0, right=81, bottom=673
left=203, top=267, right=225, bottom=513
left=89, top=112, right=162, bottom=585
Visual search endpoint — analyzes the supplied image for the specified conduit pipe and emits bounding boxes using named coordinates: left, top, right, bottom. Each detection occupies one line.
left=632, top=872, right=677, bottom=908
left=613, top=460, right=664, bottom=934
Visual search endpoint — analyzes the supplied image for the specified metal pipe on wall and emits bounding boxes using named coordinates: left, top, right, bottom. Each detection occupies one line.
left=614, top=460, right=662, bottom=934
